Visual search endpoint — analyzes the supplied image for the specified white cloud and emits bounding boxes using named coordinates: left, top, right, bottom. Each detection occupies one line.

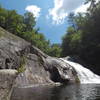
left=75, top=0, right=99, bottom=14
left=25, top=5, right=41, bottom=19
left=49, top=0, right=100, bottom=25
left=75, top=3, right=90, bottom=14
left=96, top=0, right=99, bottom=3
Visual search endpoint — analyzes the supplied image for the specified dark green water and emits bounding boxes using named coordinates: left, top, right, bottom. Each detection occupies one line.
left=11, top=84, right=100, bottom=100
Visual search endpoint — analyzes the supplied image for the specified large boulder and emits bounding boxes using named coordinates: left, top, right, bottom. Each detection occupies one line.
left=0, top=27, right=79, bottom=100
left=15, top=53, right=53, bottom=86
left=0, top=27, right=79, bottom=86
left=15, top=46, right=78, bottom=86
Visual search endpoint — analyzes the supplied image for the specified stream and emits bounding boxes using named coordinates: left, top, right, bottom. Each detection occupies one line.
left=11, top=84, right=100, bottom=100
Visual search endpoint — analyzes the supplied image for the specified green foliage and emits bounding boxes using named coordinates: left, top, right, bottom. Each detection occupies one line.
left=17, top=56, right=26, bottom=73
left=0, top=5, right=61, bottom=57
left=62, top=30, right=82, bottom=56
left=48, top=44, right=62, bottom=57
left=24, top=12, right=36, bottom=32
left=61, top=2, right=100, bottom=74
left=75, top=76, right=80, bottom=83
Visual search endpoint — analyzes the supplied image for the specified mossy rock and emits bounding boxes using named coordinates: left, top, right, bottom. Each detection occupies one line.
left=17, top=56, right=26, bottom=73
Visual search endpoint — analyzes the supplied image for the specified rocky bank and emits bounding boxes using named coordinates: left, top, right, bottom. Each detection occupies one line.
left=0, top=27, right=79, bottom=100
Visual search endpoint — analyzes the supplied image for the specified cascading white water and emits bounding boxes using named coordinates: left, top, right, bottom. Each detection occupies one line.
left=60, top=58, right=100, bottom=84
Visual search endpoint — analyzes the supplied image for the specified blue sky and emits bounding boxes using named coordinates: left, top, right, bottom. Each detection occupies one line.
left=0, top=0, right=89, bottom=43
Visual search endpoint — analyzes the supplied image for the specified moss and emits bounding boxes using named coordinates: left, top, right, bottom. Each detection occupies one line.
left=75, top=76, right=80, bottom=83
left=0, top=30, right=4, bottom=38
left=38, top=56, right=44, bottom=66
left=17, top=56, right=26, bottom=73
left=0, top=33, right=3, bottom=37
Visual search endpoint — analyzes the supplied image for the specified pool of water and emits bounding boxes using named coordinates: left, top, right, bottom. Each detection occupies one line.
left=11, top=84, right=100, bottom=100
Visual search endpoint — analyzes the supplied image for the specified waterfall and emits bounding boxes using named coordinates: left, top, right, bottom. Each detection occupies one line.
left=60, top=58, right=100, bottom=84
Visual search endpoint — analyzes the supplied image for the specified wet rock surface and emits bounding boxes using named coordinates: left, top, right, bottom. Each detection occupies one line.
left=45, top=57, right=78, bottom=84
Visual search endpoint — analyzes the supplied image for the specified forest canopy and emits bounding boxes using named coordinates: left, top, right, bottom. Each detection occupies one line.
left=61, top=0, right=100, bottom=74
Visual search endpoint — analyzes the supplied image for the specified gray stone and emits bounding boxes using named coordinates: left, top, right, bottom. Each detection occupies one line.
left=0, top=69, right=18, bottom=100
left=0, top=27, right=79, bottom=100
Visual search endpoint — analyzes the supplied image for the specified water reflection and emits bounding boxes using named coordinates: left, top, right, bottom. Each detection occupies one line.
left=11, top=84, right=100, bottom=100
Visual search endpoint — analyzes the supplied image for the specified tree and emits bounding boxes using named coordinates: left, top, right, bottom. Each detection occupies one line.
left=48, top=44, right=62, bottom=57
left=0, top=6, right=7, bottom=28
left=61, top=1, right=100, bottom=74
left=24, top=12, right=36, bottom=32
left=68, top=13, right=77, bottom=30
left=0, top=6, right=52, bottom=56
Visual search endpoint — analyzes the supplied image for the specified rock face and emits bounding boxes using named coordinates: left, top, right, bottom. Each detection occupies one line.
left=15, top=53, right=53, bottom=86
left=0, top=27, right=79, bottom=99
left=45, top=57, right=78, bottom=83
left=15, top=45, right=78, bottom=86
left=0, top=27, right=30, bottom=70
left=0, top=69, right=18, bottom=100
